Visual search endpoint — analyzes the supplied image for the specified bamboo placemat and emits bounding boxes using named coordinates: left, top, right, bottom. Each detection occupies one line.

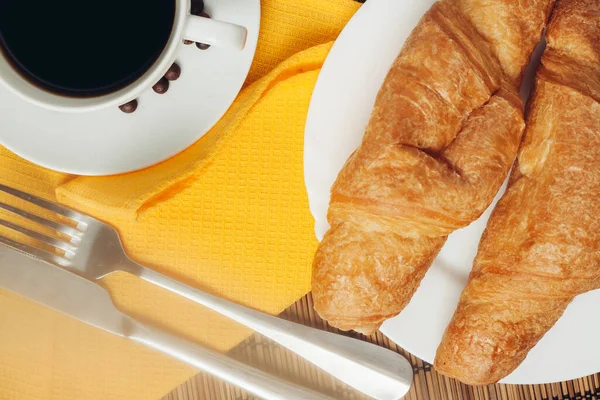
left=162, top=293, right=600, bottom=400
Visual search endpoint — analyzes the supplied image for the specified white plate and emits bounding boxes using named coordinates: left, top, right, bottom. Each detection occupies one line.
left=0, top=0, right=260, bottom=176
left=304, top=0, right=600, bottom=385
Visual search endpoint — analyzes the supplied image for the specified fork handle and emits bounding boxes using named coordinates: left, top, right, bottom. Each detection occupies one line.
left=121, top=259, right=413, bottom=400
left=129, top=322, right=332, bottom=400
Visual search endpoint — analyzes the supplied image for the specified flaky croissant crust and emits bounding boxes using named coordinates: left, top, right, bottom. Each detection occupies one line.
left=434, top=0, right=600, bottom=385
left=312, top=0, right=555, bottom=334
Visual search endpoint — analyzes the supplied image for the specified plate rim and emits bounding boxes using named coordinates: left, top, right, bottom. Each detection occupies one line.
left=303, top=0, right=600, bottom=385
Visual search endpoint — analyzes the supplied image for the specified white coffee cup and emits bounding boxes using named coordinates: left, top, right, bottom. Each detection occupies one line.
left=0, top=0, right=247, bottom=113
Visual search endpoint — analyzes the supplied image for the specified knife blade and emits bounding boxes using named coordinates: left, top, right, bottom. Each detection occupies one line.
left=0, top=244, right=134, bottom=336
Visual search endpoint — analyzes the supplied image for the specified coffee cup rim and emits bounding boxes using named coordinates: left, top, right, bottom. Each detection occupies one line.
left=0, top=0, right=188, bottom=113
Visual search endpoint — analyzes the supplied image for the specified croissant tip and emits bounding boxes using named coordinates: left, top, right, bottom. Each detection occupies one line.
left=352, top=325, right=382, bottom=336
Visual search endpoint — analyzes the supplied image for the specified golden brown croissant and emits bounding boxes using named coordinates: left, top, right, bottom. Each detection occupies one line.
left=312, top=0, right=555, bottom=334
left=434, top=0, right=600, bottom=385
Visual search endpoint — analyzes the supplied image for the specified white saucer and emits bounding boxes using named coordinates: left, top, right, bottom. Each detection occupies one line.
left=304, top=0, right=600, bottom=385
left=0, top=0, right=260, bottom=176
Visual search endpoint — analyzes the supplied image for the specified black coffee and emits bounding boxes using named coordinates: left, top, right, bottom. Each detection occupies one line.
left=0, top=0, right=175, bottom=97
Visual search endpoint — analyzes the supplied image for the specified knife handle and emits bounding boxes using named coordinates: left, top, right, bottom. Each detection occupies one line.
left=128, top=322, right=333, bottom=400
left=122, top=259, right=413, bottom=400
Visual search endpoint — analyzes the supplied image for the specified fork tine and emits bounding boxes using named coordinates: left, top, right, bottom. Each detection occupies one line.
left=0, top=234, right=72, bottom=267
left=0, top=184, right=90, bottom=225
left=0, top=219, right=77, bottom=255
left=0, top=201, right=83, bottom=239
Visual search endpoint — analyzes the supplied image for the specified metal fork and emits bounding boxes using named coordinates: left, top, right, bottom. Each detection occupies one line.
left=0, top=184, right=413, bottom=400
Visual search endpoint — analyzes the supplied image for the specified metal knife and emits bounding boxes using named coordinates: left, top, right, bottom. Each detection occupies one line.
left=0, top=245, right=334, bottom=400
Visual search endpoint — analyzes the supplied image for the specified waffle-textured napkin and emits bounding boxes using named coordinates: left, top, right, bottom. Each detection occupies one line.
left=0, top=1, right=359, bottom=398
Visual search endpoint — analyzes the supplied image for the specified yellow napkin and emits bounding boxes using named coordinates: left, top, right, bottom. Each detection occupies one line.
left=0, top=0, right=360, bottom=399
